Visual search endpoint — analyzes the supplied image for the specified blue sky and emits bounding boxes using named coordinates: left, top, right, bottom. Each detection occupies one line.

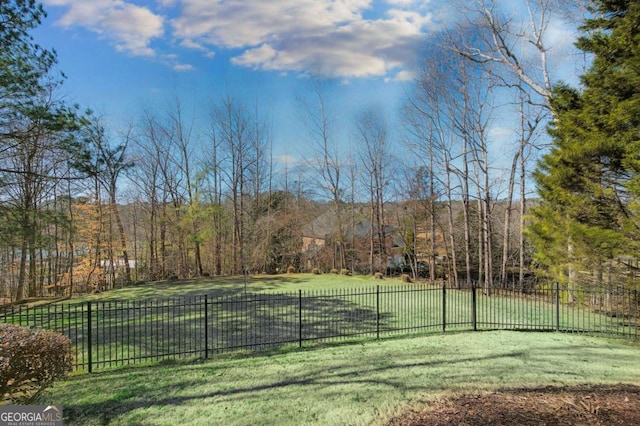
left=32, top=0, right=448, bottom=162
left=33, top=0, right=580, bottom=169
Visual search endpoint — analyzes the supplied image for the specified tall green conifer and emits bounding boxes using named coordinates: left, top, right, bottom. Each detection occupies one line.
left=529, top=0, right=640, bottom=285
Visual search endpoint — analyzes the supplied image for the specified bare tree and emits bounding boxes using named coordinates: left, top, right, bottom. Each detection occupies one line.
left=205, top=108, right=226, bottom=276
left=165, top=98, right=205, bottom=276
left=211, top=94, right=264, bottom=275
left=404, top=53, right=464, bottom=287
left=449, top=0, right=583, bottom=288
left=499, top=92, right=546, bottom=288
left=456, top=62, right=497, bottom=293
left=402, top=96, right=443, bottom=282
left=246, top=101, right=273, bottom=273
left=130, top=109, right=175, bottom=280
left=354, top=106, right=391, bottom=274
left=297, top=73, right=347, bottom=270
left=450, top=0, right=562, bottom=104
left=86, top=117, right=134, bottom=286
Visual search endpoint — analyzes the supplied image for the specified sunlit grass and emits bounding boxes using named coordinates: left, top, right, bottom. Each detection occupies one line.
left=68, top=273, right=397, bottom=302
left=41, top=331, right=640, bottom=426
left=6, top=275, right=636, bottom=373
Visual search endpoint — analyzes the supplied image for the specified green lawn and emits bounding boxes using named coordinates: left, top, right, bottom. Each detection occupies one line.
left=68, top=273, right=386, bottom=302
left=6, top=275, right=636, bottom=372
left=41, top=330, right=640, bottom=426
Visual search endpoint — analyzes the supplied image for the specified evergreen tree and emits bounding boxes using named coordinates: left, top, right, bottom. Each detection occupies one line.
left=0, top=1, right=89, bottom=178
left=0, top=1, right=57, bottom=133
left=0, top=1, right=92, bottom=299
left=529, top=0, right=640, bottom=286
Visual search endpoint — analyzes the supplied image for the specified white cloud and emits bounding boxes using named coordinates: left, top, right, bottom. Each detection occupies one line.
left=387, top=69, right=414, bottom=82
left=44, top=0, right=447, bottom=78
left=275, top=154, right=299, bottom=165
left=543, top=17, right=579, bottom=56
left=43, top=0, right=164, bottom=57
left=172, top=63, right=194, bottom=72
left=172, top=0, right=441, bottom=78
left=232, top=44, right=279, bottom=68
left=488, top=126, right=514, bottom=144
left=156, top=0, right=178, bottom=7
left=385, top=0, right=428, bottom=6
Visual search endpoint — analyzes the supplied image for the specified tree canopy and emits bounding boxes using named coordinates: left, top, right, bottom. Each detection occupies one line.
left=529, top=0, right=640, bottom=283
left=0, top=1, right=92, bottom=299
left=0, top=0, right=56, bottom=128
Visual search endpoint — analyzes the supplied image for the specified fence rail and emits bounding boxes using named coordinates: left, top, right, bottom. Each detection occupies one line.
left=1, top=283, right=638, bottom=372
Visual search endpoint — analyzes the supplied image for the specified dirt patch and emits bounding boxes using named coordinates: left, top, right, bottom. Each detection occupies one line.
left=388, top=384, right=640, bottom=426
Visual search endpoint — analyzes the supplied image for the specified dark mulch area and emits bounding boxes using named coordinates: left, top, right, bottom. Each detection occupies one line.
left=388, top=384, right=640, bottom=426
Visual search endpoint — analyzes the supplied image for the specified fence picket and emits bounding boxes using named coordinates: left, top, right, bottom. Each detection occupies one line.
left=442, top=283, right=446, bottom=333
left=87, top=301, right=92, bottom=373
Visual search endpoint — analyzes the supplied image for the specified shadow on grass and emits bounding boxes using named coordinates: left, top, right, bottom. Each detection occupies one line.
left=61, top=349, right=528, bottom=425
left=111, top=290, right=388, bottom=362
left=71, top=275, right=314, bottom=302
left=26, top=283, right=399, bottom=371
left=47, top=330, right=640, bottom=425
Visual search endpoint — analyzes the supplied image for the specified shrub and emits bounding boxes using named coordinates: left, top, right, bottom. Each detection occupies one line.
left=374, top=272, right=384, bottom=279
left=330, top=269, right=339, bottom=275
left=311, top=268, right=321, bottom=275
left=400, top=274, right=413, bottom=283
left=0, top=324, right=72, bottom=404
left=287, top=266, right=296, bottom=274
left=340, top=269, right=350, bottom=276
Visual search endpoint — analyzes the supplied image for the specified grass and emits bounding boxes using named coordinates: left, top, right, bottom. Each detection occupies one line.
left=40, top=330, right=640, bottom=426
left=67, top=273, right=384, bottom=302
left=5, top=275, right=637, bottom=371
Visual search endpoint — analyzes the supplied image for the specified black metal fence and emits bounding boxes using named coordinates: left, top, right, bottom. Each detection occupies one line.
left=1, top=283, right=638, bottom=372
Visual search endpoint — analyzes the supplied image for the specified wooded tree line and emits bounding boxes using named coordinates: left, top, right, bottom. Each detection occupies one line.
left=1, top=0, right=638, bottom=302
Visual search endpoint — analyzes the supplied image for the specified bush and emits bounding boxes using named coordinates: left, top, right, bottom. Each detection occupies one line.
left=374, top=272, right=384, bottom=279
left=400, top=274, right=413, bottom=283
left=287, top=266, right=296, bottom=274
left=340, top=269, right=350, bottom=276
left=330, top=269, right=339, bottom=275
left=0, top=324, right=72, bottom=404
left=311, top=268, right=321, bottom=275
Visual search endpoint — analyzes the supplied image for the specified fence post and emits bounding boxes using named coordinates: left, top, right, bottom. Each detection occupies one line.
left=204, top=295, right=209, bottom=360
left=376, top=285, right=380, bottom=340
left=442, top=283, right=446, bottom=333
left=626, top=286, right=631, bottom=338
left=472, top=284, right=477, bottom=331
left=299, top=290, right=303, bottom=348
left=555, top=282, right=560, bottom=332
left=635, top=289, right=638, bottom=339
left=87, top=301, right=93, bottom=373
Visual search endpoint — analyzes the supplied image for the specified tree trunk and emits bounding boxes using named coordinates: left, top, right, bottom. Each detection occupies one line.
left=519, top=142, right=527, bottom=291
left=444, top=157, right=459, bottom=287
left=16, top=235, right=28, bottom=301
left=111, top=187, right=131, bottom=285
left=462, top=144, right=472, bottom=289
left=501, top=152, right=519, bottom=287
